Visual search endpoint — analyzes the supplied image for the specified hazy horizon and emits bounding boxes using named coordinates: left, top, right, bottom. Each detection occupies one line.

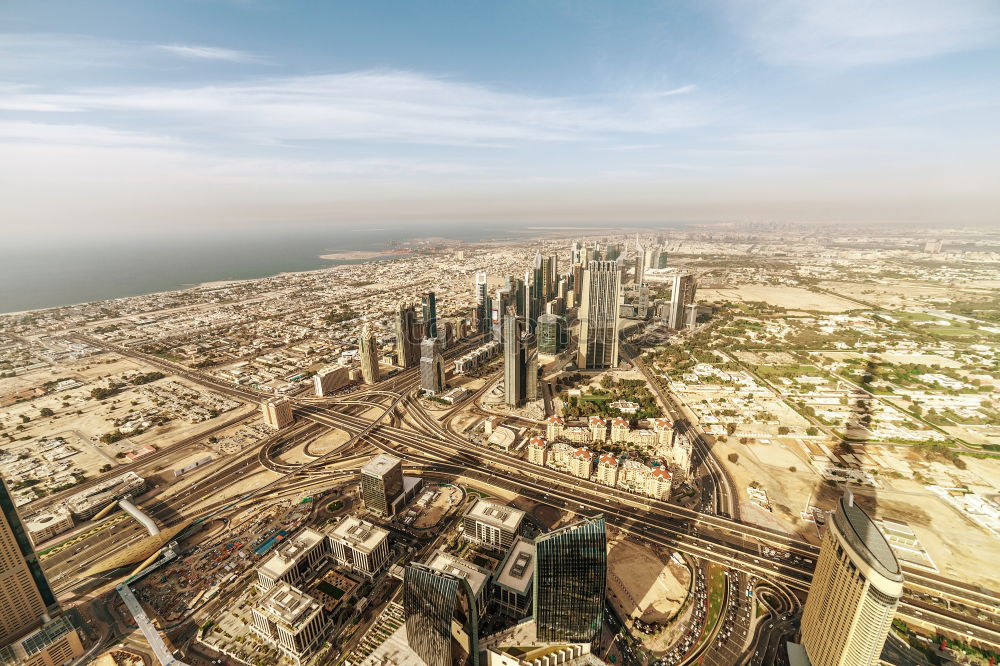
left=2, top=0, right=999, bottom=234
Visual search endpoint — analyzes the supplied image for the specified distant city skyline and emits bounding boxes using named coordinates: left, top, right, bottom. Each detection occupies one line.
left=2, top=0, right=999, bottom=234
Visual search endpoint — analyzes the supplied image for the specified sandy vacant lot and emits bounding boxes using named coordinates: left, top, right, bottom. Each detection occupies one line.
left=607, top=536, right=689, bottom=624
left=816, top=281, right=953, bottom=310
left=699, top=285, right=858, bottom=312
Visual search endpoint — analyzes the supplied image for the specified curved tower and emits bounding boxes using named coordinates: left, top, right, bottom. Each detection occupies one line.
left=800, top=491, right=904, bottom=666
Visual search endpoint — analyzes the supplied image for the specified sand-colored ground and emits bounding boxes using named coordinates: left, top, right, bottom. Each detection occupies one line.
left=607, top=536, right=689, bottom=624
left=877, top=352, right=963, bottom=368
left=816, top=281, right=953, bottom=310
left=304, top=427, right=351, bottom=456
left=745, top=441, right=807, bottom=470
left=698, top=285, right=859, bottom=312
left=719, top=435, right=1000, bottom=589
left=412, top=483, right=462, bottom=528
left=0, top=353, right=250, bottom=479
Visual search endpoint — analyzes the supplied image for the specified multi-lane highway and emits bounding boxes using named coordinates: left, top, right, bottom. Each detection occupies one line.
left=65, top=332, right=1000, bottom=654
left=291, top=394, right=1000, bottom=650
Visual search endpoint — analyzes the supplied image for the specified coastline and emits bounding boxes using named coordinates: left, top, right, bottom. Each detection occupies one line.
left=0, top=249, right=407, bottom=318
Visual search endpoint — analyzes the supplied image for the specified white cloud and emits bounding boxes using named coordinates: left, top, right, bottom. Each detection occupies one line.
left=725, top=0, right=1000, bottom=67
left=0, top=70, right=706, bottom=147
left=0, top=121, right=180, bottom=147
left=155, top=44, right=267, bottom=64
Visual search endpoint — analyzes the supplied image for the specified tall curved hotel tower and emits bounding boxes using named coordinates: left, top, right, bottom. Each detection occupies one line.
left=800, top=491, right=904, bottom=666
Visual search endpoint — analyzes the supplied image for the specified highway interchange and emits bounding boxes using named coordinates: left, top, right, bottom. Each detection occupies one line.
left=41, top=332, right=1000, bottom=663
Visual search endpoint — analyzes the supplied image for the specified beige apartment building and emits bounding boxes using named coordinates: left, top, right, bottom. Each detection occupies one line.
left=261, top=396, right=294, bottom=429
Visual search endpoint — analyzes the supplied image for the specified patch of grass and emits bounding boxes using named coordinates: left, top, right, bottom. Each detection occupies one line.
left=693, top=564, right=727, bottom=651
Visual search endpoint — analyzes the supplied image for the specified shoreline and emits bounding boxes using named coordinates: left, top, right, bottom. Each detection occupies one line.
left=0, top=249, right=410, bottom=318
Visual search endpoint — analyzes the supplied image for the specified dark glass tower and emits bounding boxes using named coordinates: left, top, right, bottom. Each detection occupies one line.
left=403, top=563, right=479, bottom=666
left=422, top=291, right=438, bottom=340
left=533, top=516, right=607, bottom=644
left=395, top=303, right=420, bottom=368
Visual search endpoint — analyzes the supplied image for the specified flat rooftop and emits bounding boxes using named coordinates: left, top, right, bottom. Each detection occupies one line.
left=258, top=527, right=325, bottom=580
left=494, top=536, right=535, bottom=595
left=426, top=551, right=491, bottom=599
left=362, top=453, right=401, bottom=477
left=257, top=582, right=323, bottom=630
left=328, top=516, right=388, bottom=554
left=466, top=498, right=525, bottom=532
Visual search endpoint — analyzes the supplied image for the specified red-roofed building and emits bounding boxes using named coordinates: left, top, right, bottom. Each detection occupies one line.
left=647, top=464, right=672, bottom=500
left=546, top=416, right=565, bottom=440
left=597, top=453, right=620, bottom=486
left=653, top=418, right=675, bottom=446
left=569, top=447, right=595, bottom=479
left=610, top=417, right=630, bottom=443
left=588, top=417, right=607, bottom=443
left=527, top=435, right=548, bottom=466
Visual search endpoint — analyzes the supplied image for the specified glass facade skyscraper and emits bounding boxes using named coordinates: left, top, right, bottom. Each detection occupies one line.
left=422, top=291, right=438, bottom=340
left=403, top=563, right=479, bottom=666
left=577, top=260, right=621, bottom=369
left=533, top=516, right=607, bottom=643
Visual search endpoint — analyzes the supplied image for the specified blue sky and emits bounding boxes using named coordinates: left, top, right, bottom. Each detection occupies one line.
left=1, top=0, right=999, bottom=235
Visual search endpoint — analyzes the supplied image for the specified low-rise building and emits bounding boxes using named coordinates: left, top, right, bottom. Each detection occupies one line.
left=493, top=536, right=535, bottom=620
left=462, top=499, right=526, bottom=551
left=326, top=517, right=390, bottom=579
left=261, top=396, right=293, bottom=429
left=313, top=366, right=350, bottom=396
left=24, top=507, right=74, bottom=546
left=66, top=471, right=145, bottom=520
left=257, top=528, right=327, bottom=590
left=526, top=435, right=548, bottom=466
left=251, top=582, right=330, bottom=665
left=425, top=550, right=493, bottom=619
left=570, top=447, right=595, bottom=479
left=596, top=453, right=619, bottom=487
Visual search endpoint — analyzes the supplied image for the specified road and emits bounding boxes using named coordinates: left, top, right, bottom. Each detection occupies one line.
left=60, top=332, right=1000, bottom=655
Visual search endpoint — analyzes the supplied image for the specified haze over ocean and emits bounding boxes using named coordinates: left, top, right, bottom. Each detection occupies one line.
left=0, top=221, right=650, bottom=314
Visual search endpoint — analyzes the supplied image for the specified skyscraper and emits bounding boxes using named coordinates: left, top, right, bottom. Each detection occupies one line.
left=359, top=324, right=380, bottom=384
left=534, top=516, right=607, bottom=644
left=360, top=454, right=404, bottom=517
left=395, top=303, right=420, bottom=368
left=538, top=314, right=566, bottom=355
left=420, top=336, right=446, bottom=395
left=525, top=338, right=539, bottom=401
left=491, top=285, right=512, bottom=342
left=503, top=308, right=526, bottom=408
left=634, top=234, right=646, bottom=286
left=0, top=475, right=84, bottom=665
left=540, top=254, right=556, bottom=300
left=474, top=272, right=490, bottom=333
left=577, top=260, right=621, bottom=369
left=403, top=563, right=480, bottom=666
left=799, top=491, right=903, bottom=666
left=422, top=291, right=438, bottom=340
left=667, top=272, right=696, bottom=329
